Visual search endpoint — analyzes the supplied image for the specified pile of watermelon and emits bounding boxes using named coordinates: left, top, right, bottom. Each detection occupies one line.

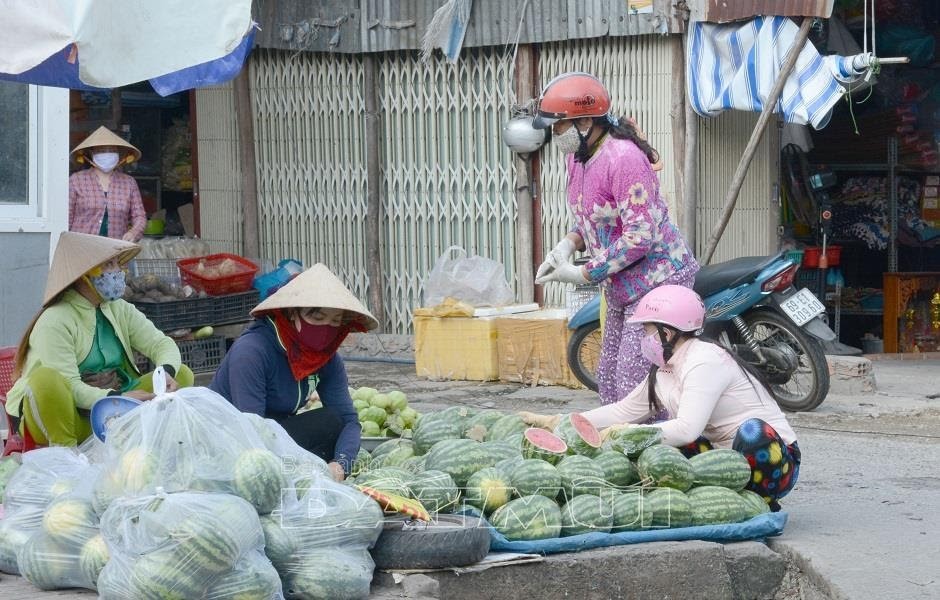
left=349, top=408, right=770, bottom=542
left=0, top=387, right=384, bottom=600
left=350, top=387, right=420, bottom=438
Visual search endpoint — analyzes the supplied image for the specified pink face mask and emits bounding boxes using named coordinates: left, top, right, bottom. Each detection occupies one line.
left=640, top=331, right=666, bottom=368
left=297, top=322, right=339, bottom=351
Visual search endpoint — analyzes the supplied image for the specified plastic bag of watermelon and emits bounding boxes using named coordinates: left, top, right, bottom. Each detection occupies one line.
left=97, top=490, right=281, bottom=600
left=0, top=447, right=95, bottom=575
left=264, top=465, right=382, bottom=600
left=92, top=387, right=330, bottom=515
left=16, top=462, right=109, bottom=592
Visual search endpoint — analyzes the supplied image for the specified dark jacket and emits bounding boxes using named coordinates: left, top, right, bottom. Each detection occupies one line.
left=209, top=319, right=360, bottom=466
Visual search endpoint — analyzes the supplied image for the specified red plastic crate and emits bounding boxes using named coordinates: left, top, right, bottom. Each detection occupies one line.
left=177, top=254, right=259, bottom=296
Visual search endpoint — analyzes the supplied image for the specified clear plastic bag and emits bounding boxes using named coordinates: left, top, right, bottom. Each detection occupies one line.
left=97, top=491, right=277, bottom=600
left=262, top=469, right=382, bottom=600
left=422, top=246, right=514, bottom=308
left=94, top=387, right=306, bottom=514
left=0, top=447, right=93, bottom=575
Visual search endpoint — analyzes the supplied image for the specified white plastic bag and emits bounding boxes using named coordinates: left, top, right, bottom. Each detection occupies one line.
left=422, top=246, right=514, bottom=308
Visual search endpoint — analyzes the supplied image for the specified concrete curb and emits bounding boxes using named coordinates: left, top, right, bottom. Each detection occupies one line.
left=768, top=540, right=848, bottom=600
left=371, top=540, right=785, bottom=600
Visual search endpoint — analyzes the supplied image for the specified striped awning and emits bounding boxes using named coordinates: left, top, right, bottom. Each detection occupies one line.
left=687, top=15, right=870, bottom=129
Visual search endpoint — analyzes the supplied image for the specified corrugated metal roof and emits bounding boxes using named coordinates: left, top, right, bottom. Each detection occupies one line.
left=689, top=0, right=833, bottom=24
left=253, top=0, right=677, bottom=54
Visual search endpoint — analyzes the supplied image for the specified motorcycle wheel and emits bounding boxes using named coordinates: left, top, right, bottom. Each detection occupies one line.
left=741, top=310, right=830, bottom=412
left=567, top=322, right=602, bottom=392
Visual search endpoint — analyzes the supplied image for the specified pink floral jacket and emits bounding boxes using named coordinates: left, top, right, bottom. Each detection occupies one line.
left=567, top=136, right=698, bottom=305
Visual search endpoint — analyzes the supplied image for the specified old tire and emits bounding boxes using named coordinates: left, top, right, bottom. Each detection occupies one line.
left=370, top=514, right=491, bottom=570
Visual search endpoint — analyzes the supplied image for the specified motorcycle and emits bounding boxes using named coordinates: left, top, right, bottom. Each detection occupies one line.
left=566, top=252, right=834, bottom=412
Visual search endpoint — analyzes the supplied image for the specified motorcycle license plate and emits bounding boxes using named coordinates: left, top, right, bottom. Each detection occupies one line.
left=780, top=288, right=826, bottom=326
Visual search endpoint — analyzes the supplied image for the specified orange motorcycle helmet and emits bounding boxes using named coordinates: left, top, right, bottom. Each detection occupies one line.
left=532, top=72, right=612, bottom=129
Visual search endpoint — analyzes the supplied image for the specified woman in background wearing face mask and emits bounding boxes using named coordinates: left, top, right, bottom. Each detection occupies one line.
left=210, top=264, right=378, bottom=482
left=68, top=126, right=147, bottom=242
left=531, top=72, right=699, bottom=407
left=520, top=286, right=800, bottom=511
left=5, top=233, right=193, bottom=447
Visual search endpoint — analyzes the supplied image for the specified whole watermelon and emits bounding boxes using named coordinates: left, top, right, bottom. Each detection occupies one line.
left=205, top=552, right=281, bottom=600
left=409, top=470, right=460, bottom=515
left=489, top=495, right=562, bottom=541
left=464, top=467, right=513, bottom=514
left=232, top=448, right=287, bottom=515
left=637, top=445, right=694, bottom=492
left=560, top=493, right=613, bottom=536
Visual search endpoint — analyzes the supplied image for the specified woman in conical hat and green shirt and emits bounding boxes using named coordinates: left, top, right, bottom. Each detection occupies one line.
left=5, top=232, right=193, bottom=446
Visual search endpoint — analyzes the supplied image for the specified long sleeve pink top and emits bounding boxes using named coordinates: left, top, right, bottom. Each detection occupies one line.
left=582, top=339, right=798, bottom=448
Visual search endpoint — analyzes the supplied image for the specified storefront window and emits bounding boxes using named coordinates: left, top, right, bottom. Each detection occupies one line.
left=0, top=81, right=30, bottom=204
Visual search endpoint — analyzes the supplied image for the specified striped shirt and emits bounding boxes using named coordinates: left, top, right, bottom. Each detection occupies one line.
left=68, top=169, right=146, bottom=241
left=688, top=15, right=867, bottom=129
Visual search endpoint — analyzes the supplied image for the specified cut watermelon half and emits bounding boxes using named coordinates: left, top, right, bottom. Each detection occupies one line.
left=570, top=413, right=602, bottom=449
left=522, top=428, right=569, bottom=465
left=524, top=427, right=568, bottom=453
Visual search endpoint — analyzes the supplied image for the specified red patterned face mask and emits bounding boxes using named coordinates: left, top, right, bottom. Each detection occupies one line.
left=297, top=322, right=339, bottom=351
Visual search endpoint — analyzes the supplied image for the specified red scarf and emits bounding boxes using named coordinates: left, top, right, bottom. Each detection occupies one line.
left=269, top=313, right=364, bottom=381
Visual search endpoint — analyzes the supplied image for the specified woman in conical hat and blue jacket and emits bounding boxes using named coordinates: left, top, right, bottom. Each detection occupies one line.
left=210, top=264, right=378, bottom=482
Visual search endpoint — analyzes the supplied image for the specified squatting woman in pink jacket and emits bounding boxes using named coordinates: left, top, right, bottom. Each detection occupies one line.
left=521, top=285, right=801, bottom=511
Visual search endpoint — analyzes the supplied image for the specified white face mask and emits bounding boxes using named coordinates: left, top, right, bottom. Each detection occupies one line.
left=92, top=152, right=120, bottom=173
left=553, top=124, right=587, bottom=154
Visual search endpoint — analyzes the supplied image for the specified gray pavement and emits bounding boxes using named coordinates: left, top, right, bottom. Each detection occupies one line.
left=2, top=357, right=938, bottom=599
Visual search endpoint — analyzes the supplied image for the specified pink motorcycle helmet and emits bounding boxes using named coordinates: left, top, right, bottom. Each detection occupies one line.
left=627, top=285, right=705, bottom=332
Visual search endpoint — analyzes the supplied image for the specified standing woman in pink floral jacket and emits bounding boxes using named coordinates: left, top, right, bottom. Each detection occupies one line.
left=533, top=72, right=699, bottom=406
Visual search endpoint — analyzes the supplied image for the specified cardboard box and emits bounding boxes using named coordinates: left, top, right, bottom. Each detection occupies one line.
left=496, top=309, right=583, bottom=389
left=413, top=315, right=499, bottom=381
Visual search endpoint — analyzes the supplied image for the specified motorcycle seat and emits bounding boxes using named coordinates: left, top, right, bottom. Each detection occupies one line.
left=693, top=253, right=785, bottom=298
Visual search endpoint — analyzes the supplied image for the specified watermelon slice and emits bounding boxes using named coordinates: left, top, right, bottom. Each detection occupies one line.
left=521, top=428, right=568, bottom=465
left=554, top=413, right=603, bottom=457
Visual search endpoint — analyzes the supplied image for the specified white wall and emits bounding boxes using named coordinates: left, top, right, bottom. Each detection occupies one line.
left=0, top=85, right=70, bottom=346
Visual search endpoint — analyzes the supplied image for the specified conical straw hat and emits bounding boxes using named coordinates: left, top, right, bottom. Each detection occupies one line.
left=43, top=232, right=140, bottom=305
left=250, top=263, right=379, bottom=331
left=71, top=126, right=141, bottom=162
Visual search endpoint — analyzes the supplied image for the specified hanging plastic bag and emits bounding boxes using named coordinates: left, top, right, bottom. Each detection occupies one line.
left=422, top=246, right=514, bottom=308
left=96, top=491, right=278, bottom=600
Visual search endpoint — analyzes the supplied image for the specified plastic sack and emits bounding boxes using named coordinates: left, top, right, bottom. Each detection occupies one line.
left=97, top=491, right=280, bottom=600
left=261, top=468, right=382, bottom=600
left=422, top=246, right=514, bottom=308
left=17, top=465, right=106, bottom=591
left=0, top=455, right=21, bottom=503
left=0, top=447, right=93, bottom=575
left=92, top=387, right=327, bottom=516
left=254, top=258, right=304, bottom=300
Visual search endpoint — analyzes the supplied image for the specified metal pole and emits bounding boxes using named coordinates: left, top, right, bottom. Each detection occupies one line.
left=514, top=45, right=536, bottom=303
left=701, top=18, right=813, bottom=264
left=671, top=34, right=687, bottom=229
left=888, top=136, right=898, bottom=272
left=233, top=59, right=259, bottom=258
left=363, top=53, right=386, bottom=330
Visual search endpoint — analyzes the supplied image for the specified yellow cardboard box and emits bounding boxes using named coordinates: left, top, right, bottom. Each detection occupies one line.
left=413, top=315, right=499, bottom=381
left=496, top=309, right=583, bottom=389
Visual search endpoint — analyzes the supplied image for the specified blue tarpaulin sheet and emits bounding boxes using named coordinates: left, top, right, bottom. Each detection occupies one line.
left=460, top=509, right=787, bottom=555
left=0, top=29, right=255, bottom=96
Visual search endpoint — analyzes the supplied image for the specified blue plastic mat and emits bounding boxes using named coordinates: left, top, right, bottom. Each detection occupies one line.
left=458, top=509, right=787, bottom=555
